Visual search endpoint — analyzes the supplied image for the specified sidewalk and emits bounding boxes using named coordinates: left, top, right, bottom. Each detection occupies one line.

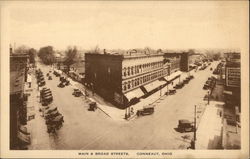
left=196, top=101, right=224, bottom=149
left=222, top=106, right=241, bottom=149
left=26, top=69, right=53, bottom=149
left=67, top=70, right=193, bottom=121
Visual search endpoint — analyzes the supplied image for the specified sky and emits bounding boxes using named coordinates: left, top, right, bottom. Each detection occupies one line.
left=6, top=1, right=249, bottom=51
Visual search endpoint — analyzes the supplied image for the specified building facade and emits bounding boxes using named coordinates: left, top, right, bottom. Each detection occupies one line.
left=85, top=50, right=190, bottom=109
left=10, top=52, right=30, bottom=149
left=224, top=52, right=241, bottom=112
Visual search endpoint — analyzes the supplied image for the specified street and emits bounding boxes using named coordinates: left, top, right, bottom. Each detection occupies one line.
left=28, top=61, right=219, bottom=150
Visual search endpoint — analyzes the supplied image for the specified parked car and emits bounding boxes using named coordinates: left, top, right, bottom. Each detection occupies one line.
left=178, top=119, right=194, bottom=132
left=174, top=82, right=184, bottom=89
left=72, top=89, right=82, bottom=97
left=165, top=89, right=176, bottom=95
left=203, top=84, right=209, bottom=90
left=58, top=82, right=65, bottom=88
left=136, top=105, right=154, bottom=116
left=88, top=102, right=97, bottom=111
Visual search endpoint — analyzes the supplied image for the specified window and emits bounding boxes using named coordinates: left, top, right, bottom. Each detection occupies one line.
left=123, top=68, right=127, bottom=77
left=128, top=81, right=131, bottom=89
left=131, top=66, right=134, bottom=75
left=128, top=67, right=130, bottom=76
left=123, top=83, right=127, bottom=91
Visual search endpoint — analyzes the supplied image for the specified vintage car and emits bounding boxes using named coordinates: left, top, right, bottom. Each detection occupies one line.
left=58, top=82, right=65, bottom=88
left=203, top=84, right=209, bottom=90
left=165, top=89, right=176, bottom=95
left=64, top=80, right=70, bottom=86
left=178, top=119, right=194, bottom=132
left=72, top=89, right=82, bottom=97
left=38, top=81, right=46, bottom=87
left=183, top=79, right=189, bottom=84
left=136, top=105, right=154, bottom=116
left=88, top=102, right=97, bottom=111
left=48, top=76, right=52, bottom=80
left=174, top=82, right=184, bottom=89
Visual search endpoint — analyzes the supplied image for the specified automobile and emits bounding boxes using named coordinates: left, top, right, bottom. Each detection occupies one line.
left=41, top=92, right=52, bottom=98
left=88, top=102, right=97, bottom=111
left=189, top=75, right=194, bottom=79
left=64, top=80, right=70, bottom=86
left=72, top=89, right=82, bottom=97
left=45, top=110, right=60, bottom=121
left=48, top=76, right=52, bottom=80
left=38, top=81, right=46, bottom=87
left=136, top=105, right=154, bottom=116
left=42, top=95, right=53, bottom=103
left=41, top=89, right=51, bottom=95
left=203, top=84, right=209, bottom=90
left=183, top=79, right=189, bottom=84
left=58, top=82, right=65, bottom=88
left=165, top=89, right=176, bottom=95
left=44, top=106, right=57, bottom=114
left=174, top=82, right=184, bottom=89
left=178, top=119, right=194, bottom=133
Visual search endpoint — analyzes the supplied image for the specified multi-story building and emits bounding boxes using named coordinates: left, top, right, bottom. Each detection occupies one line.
left=224, top=52, right=241, bottom=112
left=10, top=52, right=30, bottom=149
left=85, top=50, right=190, bottom=109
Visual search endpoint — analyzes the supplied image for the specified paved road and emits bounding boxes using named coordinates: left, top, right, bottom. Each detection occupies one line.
left=29, top=61, right=219, bottom=150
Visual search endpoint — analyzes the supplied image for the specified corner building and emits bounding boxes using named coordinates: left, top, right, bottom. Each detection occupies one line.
left=85, top=51, right=189, bottom=109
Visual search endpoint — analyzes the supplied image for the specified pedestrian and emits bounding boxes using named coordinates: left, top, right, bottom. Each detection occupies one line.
left=131, top=107, right=134, bottom=115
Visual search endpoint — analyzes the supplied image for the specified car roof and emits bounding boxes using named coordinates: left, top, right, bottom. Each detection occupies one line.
left=179, top=119, right=191, bottom=123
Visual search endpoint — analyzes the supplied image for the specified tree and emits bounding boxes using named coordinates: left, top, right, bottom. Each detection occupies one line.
left=38, top=46, right=56, bottom=65
left=63, top=46, right=78, bottom=73
left=15, top=45, right=36, bottom=64
left=28, top=48, right=36, bottom=64
left=15, top=45, right=29, bottom=54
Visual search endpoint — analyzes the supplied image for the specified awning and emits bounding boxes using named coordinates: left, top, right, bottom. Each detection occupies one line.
left=189, top=64, right=197, bottom=67
left=17, top=131, right=30, bottom=144
left=124, top=88, right=144, bottom=101
left=223, top=90, right=233, bottom=95
left=19, top=125, right=30, bottom=135
left=164, top=70, right=182, bottom=82
left=143, top=80, right=166, bottom=93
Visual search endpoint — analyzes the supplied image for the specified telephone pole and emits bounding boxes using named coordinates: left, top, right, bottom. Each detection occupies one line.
left=193, top=105, right=197, bottom=149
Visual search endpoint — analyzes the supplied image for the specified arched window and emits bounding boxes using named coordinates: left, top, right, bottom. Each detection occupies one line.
left=128, top=81, right=131, bottom=89
left=123, top=82, right=127, bottom=91
left=123, top=67, right=127, bottom=77
left=127, top=67, right=130, bottom=76
left=132, top=79, right=134, bottom=88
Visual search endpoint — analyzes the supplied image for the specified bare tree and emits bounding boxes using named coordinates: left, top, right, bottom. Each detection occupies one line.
left=64, top=46, right=78, bottom=73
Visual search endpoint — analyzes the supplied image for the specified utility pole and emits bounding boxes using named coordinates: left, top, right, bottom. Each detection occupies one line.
left=207, top=90, right=210, bottom=105
left=193, top=105, right=197, bottom=149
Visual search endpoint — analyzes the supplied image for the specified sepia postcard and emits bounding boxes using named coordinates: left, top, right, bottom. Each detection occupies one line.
left=0, top=1, right=249, bottom=158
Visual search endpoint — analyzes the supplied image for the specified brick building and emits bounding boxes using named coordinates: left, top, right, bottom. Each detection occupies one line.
left=224, top=52, right=241, bottom=112
left=10, top=52, right=30, bottom=149
left=85, top=50, right=190, bottom=109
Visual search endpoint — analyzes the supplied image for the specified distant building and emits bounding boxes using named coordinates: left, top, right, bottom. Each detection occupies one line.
left=224, top=52, right=240, bottom=112
left=85, top=50, right=190, bottom=109
left=10, top=52, right=30, bottom=149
